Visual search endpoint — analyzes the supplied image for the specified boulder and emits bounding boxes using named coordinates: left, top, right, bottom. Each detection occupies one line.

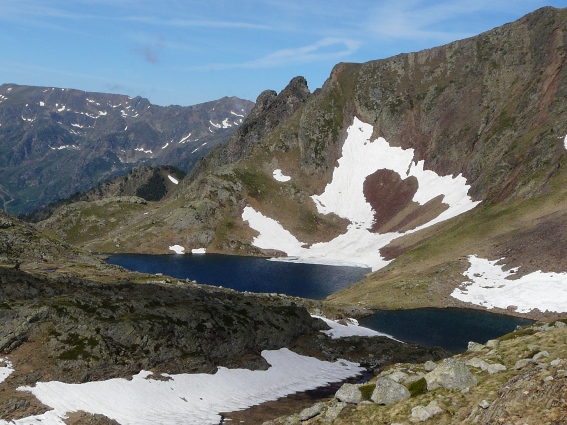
left=533, top=351, right=550, bottom=361
left=298, top=402, right=324, bottom=421
left=467, top=341, right=485, bottom=352
left=371, top=377, right=411, bottom=405
left=387, top=370, right=409, bottom=383
left=335, top=383, right=363, bottom=404
left=424, top=360, right=437, bottom=371
left=485, top=339, right=500, bottom=349
left=425, top=358, right=477, bottom=390
left=487, top=363, right=507, bottom=374
left=323, top=401, right=346, bottom=422
left=411, top=400, right=443, bottom=422
left=514, top=359, right=533, bottom=370
left=465, top=357, right=489, bottom=371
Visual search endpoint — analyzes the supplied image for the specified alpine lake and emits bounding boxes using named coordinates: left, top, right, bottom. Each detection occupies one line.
left=107, top=253, right=533, bottom=353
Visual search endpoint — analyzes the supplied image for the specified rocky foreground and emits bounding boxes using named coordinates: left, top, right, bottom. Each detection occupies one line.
left=0, top=265, right=448, bottom=422
left=264, top=321, right=567, bottom=425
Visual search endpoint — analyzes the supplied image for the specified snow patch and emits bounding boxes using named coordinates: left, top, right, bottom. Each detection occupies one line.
left=178, top=133, right=192, bottom=144
left=57, top=104, right=66, bottom=112
left=50, top=145, right=79, bottom=151
left=0, top=358, right=14, bottom=384
left=10, top=349, right=362, bottom=425
left=134, top=147, right=152, bottom=154
left=451, top=255, right=567, bottom=313
left=273, top=169, right=291, bottom=182
left=39, top=101, right=45, bottom=106
left=564, top=134, right=567, bottom=150
left=191, top=248, right=206, bottom=254
left=169, top=245, right=185, bottom=254
left=209, top=120, right=221, bottom=129
left=162, top=142, right=169, bottom=149
left=311, top=117, right=478, bottom=230
left=231, top=110, right=245, bottom=117
left=313, top=316, right=396, bottom=340
left=168, top=175, right=179, bottom=185
left=221, top=118, right=232, bottom=128
left=243, top=118, right=479, bottom=271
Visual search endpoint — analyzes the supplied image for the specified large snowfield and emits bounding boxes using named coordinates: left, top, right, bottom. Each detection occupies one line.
left=245, top=117, right=479, bottom=271
left=0, top=318, right=382, bottom=425
left=451, top=255, right=567, bottom=313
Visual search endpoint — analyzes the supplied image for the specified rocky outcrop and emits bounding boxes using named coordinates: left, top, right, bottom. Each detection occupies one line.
left=188, top=76, right=311, bottom=175
left=0, top=209, right=101, bottom=270
left=262, top=320, right=567, bottom=425
left=0, top=267, right=326, bottom=383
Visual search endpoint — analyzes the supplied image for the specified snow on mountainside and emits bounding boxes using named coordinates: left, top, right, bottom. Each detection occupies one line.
left=243, top=118, right=479, bottom=271
left=0, top=84, right=254, bottom=214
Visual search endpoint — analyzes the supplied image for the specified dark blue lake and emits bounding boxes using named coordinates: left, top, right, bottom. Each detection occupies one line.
left=106, top=253, right=369, bottom=299
left=107, top=253, right=533, bottom=352
left=359, top=308, right=532, bottom=353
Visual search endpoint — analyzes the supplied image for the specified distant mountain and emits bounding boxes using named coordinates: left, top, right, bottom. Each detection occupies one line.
left=0, top=84, right=253, bottom=214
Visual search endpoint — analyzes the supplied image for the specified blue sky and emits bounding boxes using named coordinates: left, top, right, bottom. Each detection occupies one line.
left=1, top=1, right=564, bottom=106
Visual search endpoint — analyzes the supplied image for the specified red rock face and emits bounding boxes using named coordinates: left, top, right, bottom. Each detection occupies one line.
left=363, top=169, right=448, bottom=233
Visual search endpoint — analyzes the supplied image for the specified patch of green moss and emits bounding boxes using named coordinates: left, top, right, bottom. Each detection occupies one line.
left=406, top=377, right=427, bottom=397
left=359, top=383, right=376, bottom=400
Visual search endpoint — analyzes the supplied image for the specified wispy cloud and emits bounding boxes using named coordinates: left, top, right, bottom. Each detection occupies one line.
left=362, top=0, right=539, bottom=43
left=189, top=38, right=361, bottom=71
left=124, top=15, right=272, bottom=30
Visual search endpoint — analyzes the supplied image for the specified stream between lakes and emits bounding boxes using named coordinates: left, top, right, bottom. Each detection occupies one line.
left=107, top=253, right=532, bottom=352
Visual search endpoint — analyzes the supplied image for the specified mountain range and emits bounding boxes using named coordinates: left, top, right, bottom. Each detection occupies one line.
left=37, top=6, right=567, bottom=319
left=0, top=84, right=253, bottom=215
left=1, top=5, right=567, bottom=424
